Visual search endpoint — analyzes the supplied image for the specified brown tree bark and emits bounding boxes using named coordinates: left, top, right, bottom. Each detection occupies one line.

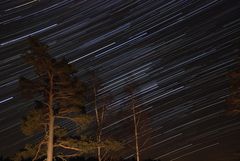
left=47, top=73, right=54, bottom=161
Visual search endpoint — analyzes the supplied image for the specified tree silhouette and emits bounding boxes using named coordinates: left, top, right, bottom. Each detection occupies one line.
left=14, top=37, right=99, bottom=161
left=226, top=58, right=240, bottom=114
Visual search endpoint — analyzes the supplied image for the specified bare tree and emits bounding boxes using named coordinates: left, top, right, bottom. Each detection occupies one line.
left=90, top=74, right=123, bottom=161
left=125, top=85, right=152, bottom=161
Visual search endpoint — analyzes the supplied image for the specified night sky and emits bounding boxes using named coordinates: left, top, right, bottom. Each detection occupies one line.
left=0, top=0, right=240, bottom=161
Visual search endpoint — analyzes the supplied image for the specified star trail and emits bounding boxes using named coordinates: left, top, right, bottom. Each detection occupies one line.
left=0, top=0, right=240, bottom=161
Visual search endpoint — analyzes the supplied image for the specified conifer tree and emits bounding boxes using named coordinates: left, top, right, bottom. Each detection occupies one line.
left=14, top=37, right=100, bottom=161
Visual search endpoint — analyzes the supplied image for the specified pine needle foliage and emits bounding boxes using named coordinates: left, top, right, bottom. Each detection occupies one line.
left=14, top=37, right=99, bottom=161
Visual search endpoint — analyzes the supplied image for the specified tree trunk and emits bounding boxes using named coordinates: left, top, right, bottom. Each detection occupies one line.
left=47, top=113, right=54, bottom=161
left=47, top=74, right=54, bottom=161
left=97, top=145, right=102, bottom=161
left=94, top=87, right=102, bottom=161
left=132, top=98, right=140, bottom=161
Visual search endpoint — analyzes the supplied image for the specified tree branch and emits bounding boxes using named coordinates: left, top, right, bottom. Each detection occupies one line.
left=102, top=149, right=109, bottom=161
left=55, top=116, right=76, bottom=122
left=139, top=137, right=150, bottom=150
left=55, top=144, right=82, bottom=152
left=32, top=140, right=47, bottom=161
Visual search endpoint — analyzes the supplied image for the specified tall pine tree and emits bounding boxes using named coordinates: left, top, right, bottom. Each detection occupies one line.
left=15, top=37, right=99, bottom=161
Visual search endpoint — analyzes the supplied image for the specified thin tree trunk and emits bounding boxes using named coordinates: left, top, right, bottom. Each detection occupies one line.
left=132, top=98, right=140, bottom=161
left=47, top=74, right=54, bottom=161
left=94, top=87, right=102, bottom=161
left=47, top=113, right=54, bottom=161
left=97, top=143, right=102, bottom=161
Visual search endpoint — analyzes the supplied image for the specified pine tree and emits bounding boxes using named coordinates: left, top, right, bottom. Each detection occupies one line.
left=14, top=37, right=99, bottom=161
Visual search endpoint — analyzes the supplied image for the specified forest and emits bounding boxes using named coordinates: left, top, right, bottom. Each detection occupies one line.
left=0, top=38, right=164, bottom=161
left=1, top=1, right=240, bottom=160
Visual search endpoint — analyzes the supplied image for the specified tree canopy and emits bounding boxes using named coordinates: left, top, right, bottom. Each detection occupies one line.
left=14, top=37, right=101, bottom=161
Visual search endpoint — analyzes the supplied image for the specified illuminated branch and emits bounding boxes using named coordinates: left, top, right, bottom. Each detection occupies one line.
left=55, top=116, right=75, bottom=122
left=32, top=140, right=47, bottom=161
left=55, top=144, right=82, bottom=152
